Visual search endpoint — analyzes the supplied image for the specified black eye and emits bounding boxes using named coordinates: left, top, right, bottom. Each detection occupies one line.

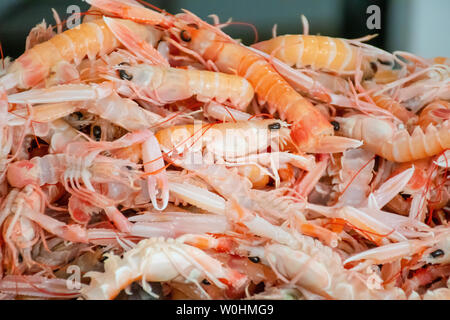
left=180, top=29, right=191, bottom=42
left=93, top=125, right=102, bottom=141
left=268, top=122, right=281, bottom=130
left=331, top=121, right=340, bottom=131
left=118, top=69, right=133, bottom=81
left=74, top=111, right=83, bottom=120
left=430, top=249, right=444, bottom=258
left=28, top=139, right=38, bottom=152
left=248, top=256, right=260, bottom=263
left=202, top=279, right=211, bottom=285
left=377, top=59, right=393, bottom=66
left=400, top=193, right=410, bottom=200
left=370, top=62, right=378, bottom=73
left=187, top=23, right=199, bottom=29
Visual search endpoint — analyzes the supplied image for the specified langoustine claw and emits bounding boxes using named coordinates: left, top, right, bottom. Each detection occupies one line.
left=142, top=132, right=169, bottom=211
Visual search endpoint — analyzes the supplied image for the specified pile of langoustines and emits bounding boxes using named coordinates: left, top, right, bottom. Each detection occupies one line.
left=0, top=0, right=448, bottom=300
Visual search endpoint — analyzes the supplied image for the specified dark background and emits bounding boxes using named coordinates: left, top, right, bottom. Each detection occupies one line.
left=0, top=0, right=389, bottom=59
